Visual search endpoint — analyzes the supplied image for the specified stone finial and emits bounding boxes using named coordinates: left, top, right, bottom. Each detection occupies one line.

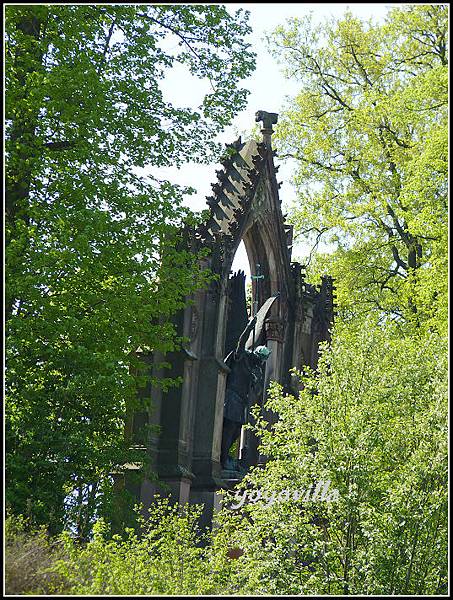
left=255, top=110, right=278, bottom=148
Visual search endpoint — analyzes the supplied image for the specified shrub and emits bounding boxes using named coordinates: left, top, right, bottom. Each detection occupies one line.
left=53, top=498, right=222, bottom=595
left=4, top=514, right=70, bottom=595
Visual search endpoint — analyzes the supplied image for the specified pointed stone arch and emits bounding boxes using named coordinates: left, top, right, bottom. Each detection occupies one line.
left=122, top=112, right=336, bottom=527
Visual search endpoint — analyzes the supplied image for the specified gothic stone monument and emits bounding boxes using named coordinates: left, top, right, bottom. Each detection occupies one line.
left=122, top=111, right=335, bottom=527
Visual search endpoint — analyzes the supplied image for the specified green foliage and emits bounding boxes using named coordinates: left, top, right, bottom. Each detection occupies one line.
left=24, top=318, right=445, bottom=596
left=51, top=499, right=228, bottom=595
left=5, top=4, right=255, bottom=533
left=5, top=6, right=448, bottom=596
left=218, top=8, right=449, bottom=594
left=219, top=317, right=448, bottom=594
left=6, top=340, right=448, bottom=595
left=3, top=500, right=239, bottom=595
left=269, top=5, right=447, bottom=324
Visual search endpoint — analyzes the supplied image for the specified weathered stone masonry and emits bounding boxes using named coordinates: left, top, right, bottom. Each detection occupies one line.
left=122, top=112, right=335, bottom=526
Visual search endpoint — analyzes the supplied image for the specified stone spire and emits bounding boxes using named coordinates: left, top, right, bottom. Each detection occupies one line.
left=255, top=110, right=278, bottom=149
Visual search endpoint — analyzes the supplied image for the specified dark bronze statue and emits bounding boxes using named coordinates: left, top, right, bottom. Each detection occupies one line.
left=220, top=315, right=271, bottom=470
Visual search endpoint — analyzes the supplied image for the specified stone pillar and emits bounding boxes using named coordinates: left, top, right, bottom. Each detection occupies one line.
left=136, top=297, right=202, bottom=515
left=240, top=316, right=285, bottom=468
left=189, top=280, right=231, bottom=527
left=291, top=302, right=314, bottom=391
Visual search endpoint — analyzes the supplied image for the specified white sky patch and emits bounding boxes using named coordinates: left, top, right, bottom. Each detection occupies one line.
left=146, top=4, right=398, bottom=272
left=232, top=240, right=251, bottom=279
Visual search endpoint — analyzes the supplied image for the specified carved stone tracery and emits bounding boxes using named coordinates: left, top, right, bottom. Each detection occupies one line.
left=124, top=110, right=334, bottom=529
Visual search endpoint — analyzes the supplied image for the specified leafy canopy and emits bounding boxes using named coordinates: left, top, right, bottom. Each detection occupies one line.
left=269, top=5, right=447, bottom=326
left=5, top=4, right=256, bottom=533
left=218, top=317, right=448, bottom=595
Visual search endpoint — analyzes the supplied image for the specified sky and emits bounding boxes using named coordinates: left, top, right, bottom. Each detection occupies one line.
left=156, top=3, right=397, bottom=276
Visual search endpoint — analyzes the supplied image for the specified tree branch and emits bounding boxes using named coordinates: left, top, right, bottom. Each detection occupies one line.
left=96, top=18, right=116, bottom=75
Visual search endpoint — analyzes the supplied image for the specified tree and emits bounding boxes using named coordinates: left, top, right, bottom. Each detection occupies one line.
left=6, top=316, right=448, bottom=595
left=217, top=317, right=448, bottom=595
left=5, top=4, right=256, bottom=533
left=206, top=9, right=448, bottom=594
left=268, top=5, right=447, bottom=326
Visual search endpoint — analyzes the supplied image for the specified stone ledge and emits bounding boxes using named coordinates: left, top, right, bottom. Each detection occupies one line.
left=157, top=464, right=195, bottom=480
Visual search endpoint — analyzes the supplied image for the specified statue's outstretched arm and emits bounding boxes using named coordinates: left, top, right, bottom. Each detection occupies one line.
left=235, top=315, right=257, bottom=357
